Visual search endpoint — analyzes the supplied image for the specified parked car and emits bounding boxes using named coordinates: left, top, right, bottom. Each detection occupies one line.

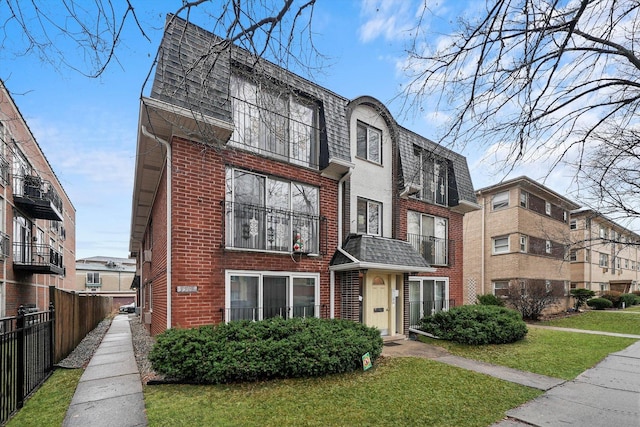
left=119, top=302, right=136, bottom=313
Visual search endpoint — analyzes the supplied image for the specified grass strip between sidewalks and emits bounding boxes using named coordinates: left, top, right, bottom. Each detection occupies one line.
left=539, top=309, right=640, bottom=335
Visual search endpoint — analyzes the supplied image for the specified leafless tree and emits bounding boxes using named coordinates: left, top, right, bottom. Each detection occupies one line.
left=403, top=0, right=640, bottom=217
left=0, top=0, right=318, bottom=78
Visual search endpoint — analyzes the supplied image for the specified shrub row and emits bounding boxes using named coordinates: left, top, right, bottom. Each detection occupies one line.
left=597, top=291, right=640, bottom=308
left=149, top=317, right=383, bottom=384
left=587, top=297, right=613, bottom=310
left=419, top=305, right=527, bottom=345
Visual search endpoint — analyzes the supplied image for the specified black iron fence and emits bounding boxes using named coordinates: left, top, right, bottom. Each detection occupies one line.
left=0, top=304, right=55, bottom=425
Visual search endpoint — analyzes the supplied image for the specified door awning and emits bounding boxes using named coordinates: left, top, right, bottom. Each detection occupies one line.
left=329, top=234, right=435, bottom=273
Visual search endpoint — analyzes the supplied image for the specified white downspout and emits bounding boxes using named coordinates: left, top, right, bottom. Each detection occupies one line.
left=481, top=196, right=485, bottom=295
left=141, top=126, right=172, bottom=330
left=331, top=170, right=353, bottom=319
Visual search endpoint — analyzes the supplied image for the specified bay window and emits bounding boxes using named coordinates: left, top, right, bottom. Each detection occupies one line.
left=226, top=271, right=319, bottom=321
left=225, top=168, right=320, bottom=253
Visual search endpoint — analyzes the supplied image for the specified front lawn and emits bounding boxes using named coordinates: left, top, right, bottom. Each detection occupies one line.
left=418, top=327, right=636, bottom=380
left=144, top=357, right=540, bottom=427
left=539, top=310, right=640, bottom=335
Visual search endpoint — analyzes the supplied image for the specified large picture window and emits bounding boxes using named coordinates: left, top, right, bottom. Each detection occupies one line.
left=230, top=74, right=318, bottom=168
left=407, top=211, right=449, bottom=265
left=225, top=168, right=320, bottom=253
left=226, top=271, right=319, bottom=321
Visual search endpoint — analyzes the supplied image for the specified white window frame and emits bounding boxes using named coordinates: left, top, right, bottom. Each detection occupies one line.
left=599, top=253, right=609, bottom=267
left=545, top=240, right=552, bottom=254
left=86, top=272, right=100, bottom=285
left=519, top=235, right=528, bottom=252
left=225, top=270, right=320, bottom=322
left=492, top=191, right=509, bottom=210
left=407, top=211, right=449, bottom=266
left=570, top=219, right=577, bottom=230
left=520, top=191, right=527, bottom=208
left=493, top=235, right=510, bottom=254
left=409, top=276, right=450, bottom=326
left=493, top=281, right=509, bottom=297
left=569, top=250, right=577, bottom=262
left=357, top=198, right=382, bottom=236
left=545, top=201, right=551, bottom=215
left=356, top=121, right=382, bottom=164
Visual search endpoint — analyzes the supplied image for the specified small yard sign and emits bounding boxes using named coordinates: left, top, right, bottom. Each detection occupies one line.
left=362, top=352, right=372, bottom=371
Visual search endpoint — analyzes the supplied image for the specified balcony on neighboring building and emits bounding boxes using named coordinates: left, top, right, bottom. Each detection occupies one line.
left=12, top=174, right=63, bottom=221
left=13, top=242, right=64, bottom=275
left=407, top=233, right=455, bottom=267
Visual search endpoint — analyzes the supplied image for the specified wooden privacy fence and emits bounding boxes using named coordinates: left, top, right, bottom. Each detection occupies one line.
left=50, top=286, right=112, bottom=364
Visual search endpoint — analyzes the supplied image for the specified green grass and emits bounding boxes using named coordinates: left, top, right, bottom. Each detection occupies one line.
left=419, top=326, right=636, bottom=380
left=144, top=357, right=541, bottom=427
left=539, top=310, right=640, bottom=335
left=5, top=368, right=82, bottom=427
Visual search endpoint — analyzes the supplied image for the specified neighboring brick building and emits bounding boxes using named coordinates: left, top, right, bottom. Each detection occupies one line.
left=75, top=256, right=136, bottom=309
left=129, top=16, right=478, bottom=336
left=569, top=209, right=640, bottom=294
left=0, top=79, right=76, bottom=317
left=463, top=177, right=580, bottom=309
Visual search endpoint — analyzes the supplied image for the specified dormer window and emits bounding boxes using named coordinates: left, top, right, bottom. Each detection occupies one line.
left=413, top=147, right=448, bottom=206
left=230, top=73, right=319, bottom=168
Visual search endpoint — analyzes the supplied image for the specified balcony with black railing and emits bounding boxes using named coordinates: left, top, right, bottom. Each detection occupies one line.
left=13, top=243, right=64, bottom=275
left=407, top=233, right=454, bottom=266
left=224, top=201, right=325, bottom=254
left=12, top=174, right=63, bottom=221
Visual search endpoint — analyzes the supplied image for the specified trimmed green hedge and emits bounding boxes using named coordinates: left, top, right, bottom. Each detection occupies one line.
left=419, top=305, right=528, bottom=345
left=619, top=293, right=640, bottom=307
left=587, top=297, right=613, bottom=310
left=149, top=317, right=383, bottom=383
left=477, top=293, right=505, bottom=307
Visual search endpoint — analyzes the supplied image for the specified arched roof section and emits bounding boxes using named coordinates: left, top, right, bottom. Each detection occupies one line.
left=346, top=96, right=398, bottom=138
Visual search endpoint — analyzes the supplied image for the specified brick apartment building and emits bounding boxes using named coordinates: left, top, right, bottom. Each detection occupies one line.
left=569, top=209, right=640, bottom=294
left=129, top=15, right=478, bottom=336
left=0, top=79, right=76, bottom=317
left=463, top=177, right=580, bottom=306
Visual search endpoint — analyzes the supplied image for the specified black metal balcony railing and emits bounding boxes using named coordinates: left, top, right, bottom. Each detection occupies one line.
left=407, top=233, right=454, bottom=266
left=13, top=243, right=64, bottom=275
left=408, top=299, right=456, bottom=329
left=0, top=232, right=9, bottom=258
left=225, top=201, right=322, bottom=254
left=222, top=304, right=321, bottom=322
left=12, top=174, right=63, bottom=221
left=0, top=155, right=9, bottom=186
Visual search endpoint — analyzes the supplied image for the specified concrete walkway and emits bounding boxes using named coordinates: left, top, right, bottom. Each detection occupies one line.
left=63, top=314, right=147, bottom=427
left=382, top=327, right=640, bottom=426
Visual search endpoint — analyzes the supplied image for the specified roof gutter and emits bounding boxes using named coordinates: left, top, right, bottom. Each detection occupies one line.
left=141, top=125, right=172, bottom=331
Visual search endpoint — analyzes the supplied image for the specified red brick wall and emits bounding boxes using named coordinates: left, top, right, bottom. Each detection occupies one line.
left=143, top=137, right=339, bottom=334
left=399, top=197, right=465, bottom=306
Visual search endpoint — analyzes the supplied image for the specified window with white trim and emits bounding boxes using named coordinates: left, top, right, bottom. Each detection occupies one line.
left=545, top=240, right=552, bottom=254
left=493, top=281, right=509, bottom=297
left=357, top=198, right=381, bottom=235
left=86, top=272, right=100, bottom=285
left=225, top=168, right=319, bottom=253
left=545, top=201, right=551, bottom=215
left=413, top=147, right=448, bottom=206
left=570, top=219, right=577, bottom=230
left=409, top=277, right=449, bottom=327
left=569, top=250, right=577, bottom=262
left=599, top=253, right=609, bottom=267
left=407, top=211, right=449, bottom=265
left=225, top=271, right=319, bottom=321
left=520, top=191, right=528, bottom=208
left=493, top=236, right=509, bottom=254
left=230, top=73, right=318, bottom=168
left=492, top=191, right=509, bottom=210
left=356, top=121, right=382, bottom=164
left=519, top=235, right=528, bottom=252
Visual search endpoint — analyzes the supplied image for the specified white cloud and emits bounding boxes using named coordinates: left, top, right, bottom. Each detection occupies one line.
left=358, top=0, right=419, bottom=42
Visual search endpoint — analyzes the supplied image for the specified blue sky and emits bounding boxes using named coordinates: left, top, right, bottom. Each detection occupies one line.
left=0, top=0, right=582, bottom=259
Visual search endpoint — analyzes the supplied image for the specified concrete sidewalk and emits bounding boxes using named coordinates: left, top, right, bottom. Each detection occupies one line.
left=63, top=314, right=147, bottom=427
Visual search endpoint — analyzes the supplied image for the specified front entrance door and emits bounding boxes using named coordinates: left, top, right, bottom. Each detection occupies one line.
left=369, top=275, right=389, bottom=335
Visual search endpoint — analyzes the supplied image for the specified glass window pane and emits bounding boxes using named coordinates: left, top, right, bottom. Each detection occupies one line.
left=230, top=275, right=259, bottom=321
left=290, top=100, right=315, bottom=167
left=369, top=129, right=380, bottom=163
left=263, top=276, right=288, bottom=319
left=293, top=277, right=316, bottom=317
left=357, top=199, right=367, bottom=233
left=233, top=171, right=265, bottom=249
left=368, top=201, right=380, bottom=235
left=357, top=123, right=367, bottom=158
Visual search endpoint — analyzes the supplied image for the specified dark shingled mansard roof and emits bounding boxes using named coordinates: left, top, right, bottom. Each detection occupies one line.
left=330, top=234, right=434, bottom=272
left=148, top=14, right=476, bottom=209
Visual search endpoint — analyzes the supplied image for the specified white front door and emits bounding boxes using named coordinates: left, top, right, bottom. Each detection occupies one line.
left=368, top=274, right=389, bottom=335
